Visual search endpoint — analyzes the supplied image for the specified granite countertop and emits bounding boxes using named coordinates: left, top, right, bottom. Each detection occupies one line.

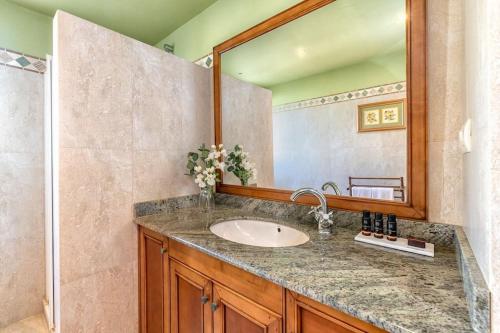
left=134, top=197, right=473, bottom=333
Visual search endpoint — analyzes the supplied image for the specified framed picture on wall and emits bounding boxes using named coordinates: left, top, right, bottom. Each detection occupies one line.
left=357, top=99, right=406, bottom=132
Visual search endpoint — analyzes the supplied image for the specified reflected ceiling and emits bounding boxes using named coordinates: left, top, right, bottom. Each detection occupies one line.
left=221, top=0, right=406, bottom=87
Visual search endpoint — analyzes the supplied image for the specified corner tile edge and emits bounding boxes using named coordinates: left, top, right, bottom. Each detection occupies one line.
left=455, top=226, right=491, bottom=332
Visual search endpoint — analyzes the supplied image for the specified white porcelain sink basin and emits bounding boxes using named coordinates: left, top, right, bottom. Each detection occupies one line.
left=210, top=219, right=309, bottom=247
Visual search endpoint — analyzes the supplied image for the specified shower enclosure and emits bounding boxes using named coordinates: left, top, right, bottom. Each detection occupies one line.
left=0, top=49, right=54, bottom=332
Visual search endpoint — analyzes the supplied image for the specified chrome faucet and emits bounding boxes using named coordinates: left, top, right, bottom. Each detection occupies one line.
left=321, top=181, right=341, bottom=196
left=290, top=188, right=334, bottom=234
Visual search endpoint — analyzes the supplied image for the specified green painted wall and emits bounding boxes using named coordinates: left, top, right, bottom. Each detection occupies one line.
left=155, top=0, right=301, bottom=61
left=269, top=50, right=406, bottom=105
left=0, top=0, right=52, bottom=57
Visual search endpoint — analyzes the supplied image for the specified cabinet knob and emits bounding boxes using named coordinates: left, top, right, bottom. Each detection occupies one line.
left=201, top=295, right=209, bottom=304
left=160, top=247, right=167, bottom=254
left=211, top=303, right=218, bottom=312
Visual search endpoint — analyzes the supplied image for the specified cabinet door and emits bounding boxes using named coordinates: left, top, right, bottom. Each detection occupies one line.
left=213, top=283, right=282, bottom=333
left=286, top=291, right=387, bottom=333
left=139, top=227, right=168, bottom=333
left=170, top=260, right=212, bottom=333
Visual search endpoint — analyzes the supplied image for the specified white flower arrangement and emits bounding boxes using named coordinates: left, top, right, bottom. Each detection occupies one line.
left=226, top=145, right=257, bottom=186
left=186, top=144, right=227, bottom=192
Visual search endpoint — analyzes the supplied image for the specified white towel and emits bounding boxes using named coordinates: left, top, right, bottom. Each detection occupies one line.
left=372, top=187, right=394, bottom=200
left=352, top=187, right=372, bottom=198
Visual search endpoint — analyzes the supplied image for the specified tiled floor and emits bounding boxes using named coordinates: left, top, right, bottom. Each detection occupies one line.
left=0, top=314, right=49, bottom=333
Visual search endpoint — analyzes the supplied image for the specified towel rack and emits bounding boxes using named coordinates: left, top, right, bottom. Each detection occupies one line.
left=348, top=177, right=405, bottom=201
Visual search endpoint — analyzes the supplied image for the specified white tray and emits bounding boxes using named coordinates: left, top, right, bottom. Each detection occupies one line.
left=354, top=232, right=435, bottom=257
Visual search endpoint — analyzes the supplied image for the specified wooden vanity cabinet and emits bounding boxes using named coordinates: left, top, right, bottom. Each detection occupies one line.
left=138, top=226, right=386, bottom=333
left=139, top=227, right=169, bottom=333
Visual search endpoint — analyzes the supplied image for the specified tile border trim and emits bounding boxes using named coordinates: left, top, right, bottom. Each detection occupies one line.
left=273, top=81, right=407, bottom=112
left=194, top=53, right=213, bottom=69
left=192, top=54, right=406, bottom=112
left=0, top=47, right=47, bottom=74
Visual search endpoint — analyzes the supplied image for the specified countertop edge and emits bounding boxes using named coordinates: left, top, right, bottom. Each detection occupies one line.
left=454, top=226, right=491, bottom=333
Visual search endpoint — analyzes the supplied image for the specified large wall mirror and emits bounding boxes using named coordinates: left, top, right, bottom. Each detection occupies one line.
left=214, top=0, right=426, bottom=219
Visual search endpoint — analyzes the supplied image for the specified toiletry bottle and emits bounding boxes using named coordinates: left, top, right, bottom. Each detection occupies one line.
left=387, top=214, right=397, bottom=241
left=361, top=210, right=372, bottom=236
left=374, top=212, right=384, bottom=239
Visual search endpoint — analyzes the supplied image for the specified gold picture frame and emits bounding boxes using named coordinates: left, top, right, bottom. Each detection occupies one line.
left=358, top=99, right=406, bottom=132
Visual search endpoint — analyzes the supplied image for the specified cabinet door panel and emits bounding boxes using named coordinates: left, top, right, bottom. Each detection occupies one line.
left=213, top=283, right=282, bottom=333
left=299, top=307, right=363, bottom=333
left=224, top=307, right=264, bottom=333
left=286, top=291, right=387, bottom=333
left=145, top=236, right=164, bottom=332
left=170, top=260, right=212, bottom=333
left=139, top=228, right=167, bottom=333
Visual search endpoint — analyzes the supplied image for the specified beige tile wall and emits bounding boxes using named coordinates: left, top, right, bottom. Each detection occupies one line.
left=54, top=11, right=212, bottom=331
left=0, top=67, right=45, bottom=328
left=427, top=0, right=466, bottom=226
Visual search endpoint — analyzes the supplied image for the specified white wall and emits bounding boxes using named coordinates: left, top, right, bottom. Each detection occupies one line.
left=54, top=11, right=212, bottom=332
left=463, top=0, right=500, bottom=330
left=272, top=92, right=406, bottom=196
left=0, top=66, right=45, bottom=327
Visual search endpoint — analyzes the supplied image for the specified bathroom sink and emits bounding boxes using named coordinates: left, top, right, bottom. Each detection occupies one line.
left=210, top=219, right=309, bottom=247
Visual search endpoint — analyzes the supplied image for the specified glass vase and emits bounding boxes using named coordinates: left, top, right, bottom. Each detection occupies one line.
left=199, top=187, right=215, bottom=211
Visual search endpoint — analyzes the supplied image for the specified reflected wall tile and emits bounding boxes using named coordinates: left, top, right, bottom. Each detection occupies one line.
left=59, top=148, right=135, bottom=284
left=180, top=62, right=212, bottom=150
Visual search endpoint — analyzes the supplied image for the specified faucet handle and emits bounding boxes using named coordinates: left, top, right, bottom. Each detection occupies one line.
left=321, top=211, right=334, bottom=222
left=307, top=205, right=321, bottom=217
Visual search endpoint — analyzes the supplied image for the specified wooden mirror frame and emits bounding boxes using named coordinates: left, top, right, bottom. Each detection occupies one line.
left=213, top=0, right=427, bottom=220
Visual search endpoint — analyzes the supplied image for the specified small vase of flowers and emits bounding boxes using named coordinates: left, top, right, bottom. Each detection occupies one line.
left=186, top=144, right=226, bottom=210
left=226, top=145, right=257, bottom=186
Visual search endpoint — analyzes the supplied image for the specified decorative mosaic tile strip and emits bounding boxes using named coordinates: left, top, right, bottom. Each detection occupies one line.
left=194, top=53, right=213, bottom=69
left=0, top=47, right=46, bottom=74
left=273, top=81, right=407, bottom=113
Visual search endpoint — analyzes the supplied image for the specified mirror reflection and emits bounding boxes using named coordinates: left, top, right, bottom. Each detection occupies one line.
left=221, top=0, right=407, bottom=202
